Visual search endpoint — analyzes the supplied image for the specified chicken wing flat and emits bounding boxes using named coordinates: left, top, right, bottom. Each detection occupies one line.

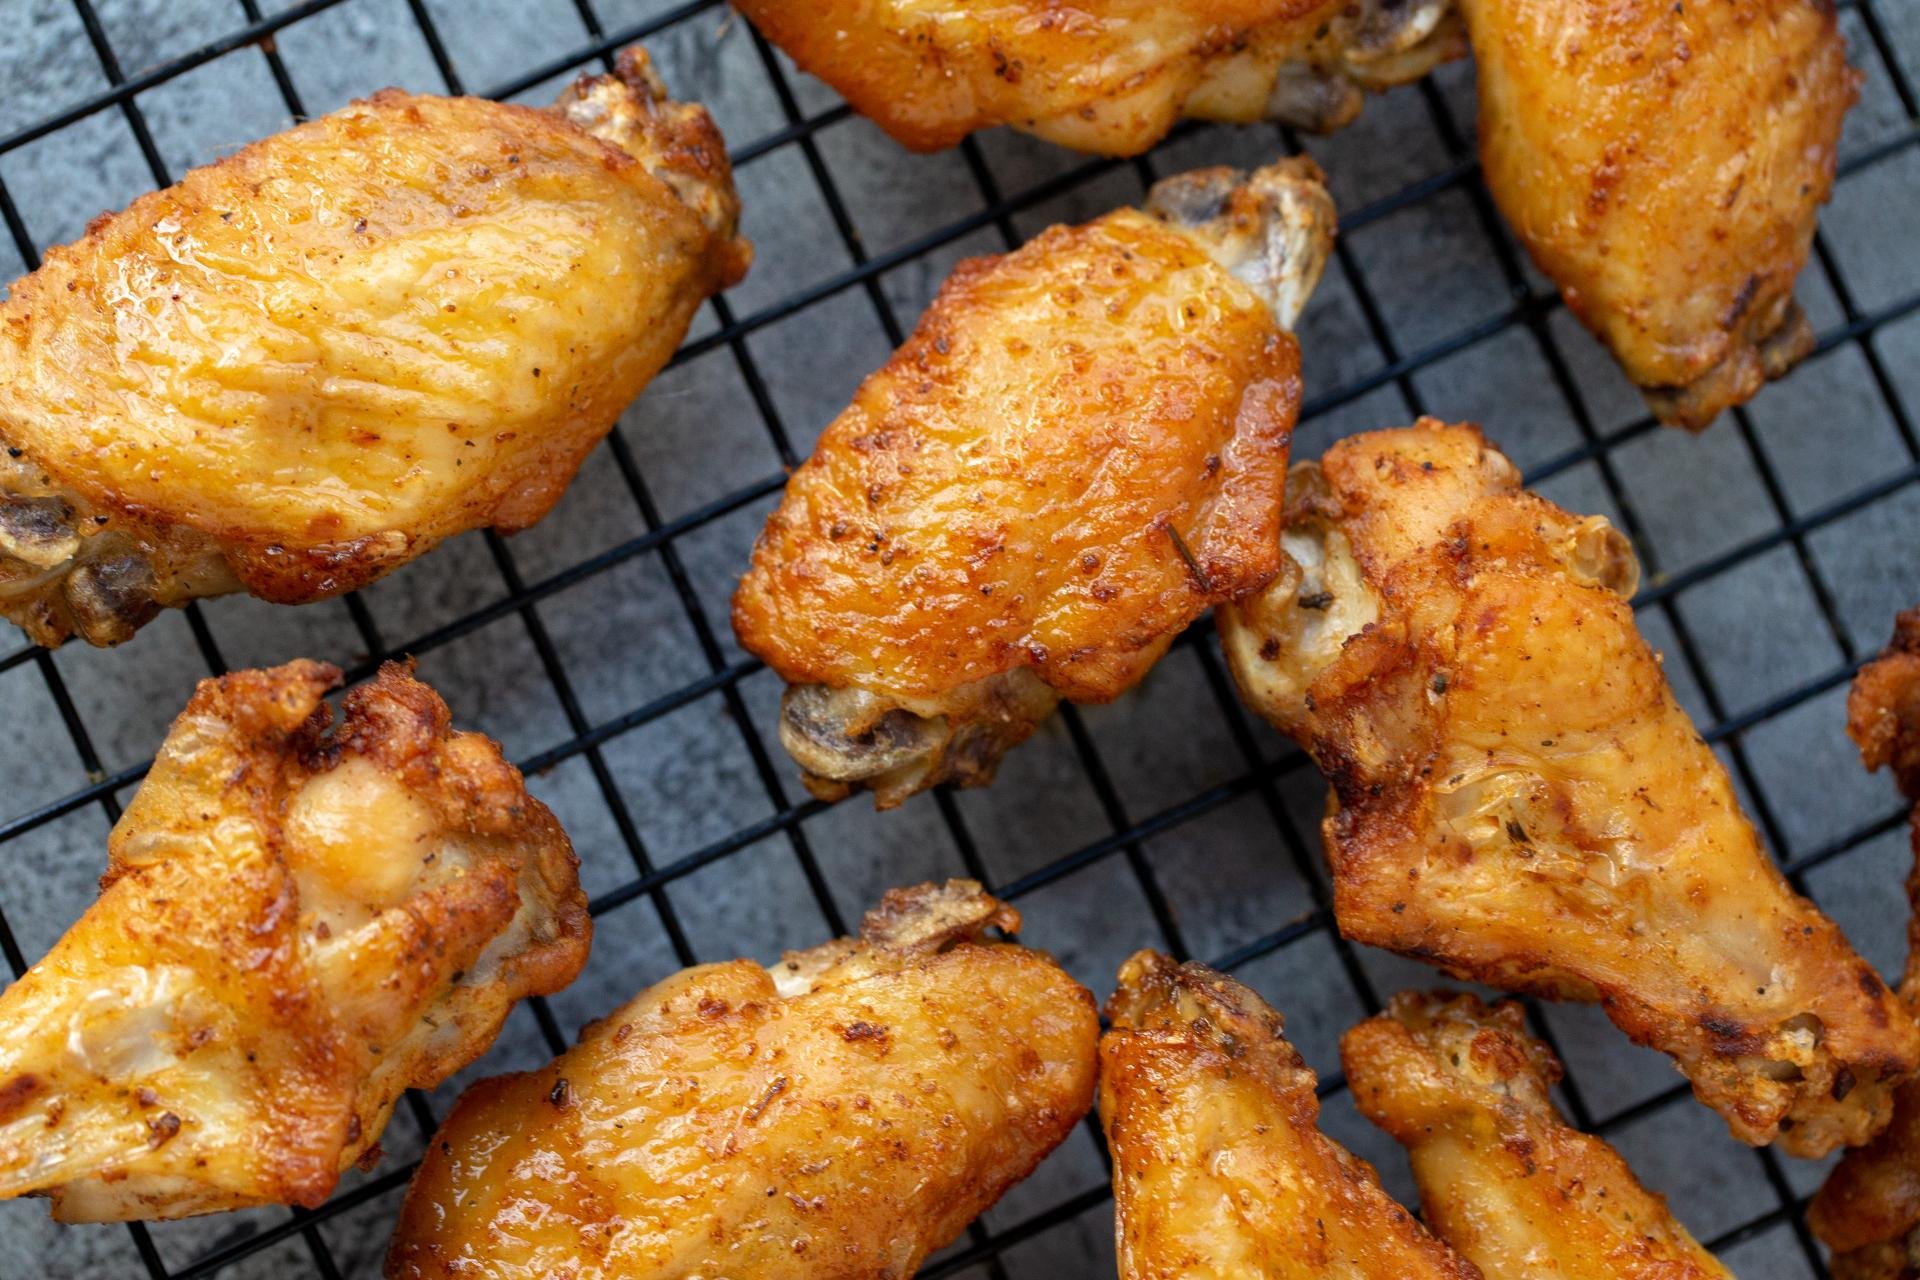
left=1462, top=0, right=1857, bottom=429
left=735, top=0, right=1463, bottom=155
left=1345, top=992, right=1732, bottom=1279
left=0, top=660, right=589, bottom=1221
left=0, top=47, right=748, bottom=648
left=1100, top=951, right=1481, bottom=1279
left=732, top=158, right=1334, bottom=807
left=1810, top=610, right=1920, bottom=1280
left=1217, top=421, right=1919, bottom=1156
left=386, top=880, right=1098, bottom=1279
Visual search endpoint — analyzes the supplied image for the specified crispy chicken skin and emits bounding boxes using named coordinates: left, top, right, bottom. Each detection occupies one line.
left=0, top=660, right=589, bottom=1222
left=0, top=47, right=748, bottom=648
left=732, top=158, right=1334, bottom=807
left=1099, top=952, right=1482, bottom=1279
left=734, top=0, right=1464, bottom=155
left=1218, top=421, right=1919, bottom=1156
left=1462, top=0, right=1857, bottom=429
left=1810, top=610, right=1920, bottom=1280
left=386, top=881, right=1098, bottom=1280
left=1344, top=992, right=1733, bottom=1279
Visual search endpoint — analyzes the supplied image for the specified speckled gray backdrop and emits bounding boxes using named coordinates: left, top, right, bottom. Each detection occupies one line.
left=0, top=1, right=1917, bottom=1277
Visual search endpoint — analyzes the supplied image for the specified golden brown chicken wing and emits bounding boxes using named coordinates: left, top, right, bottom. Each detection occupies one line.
left=1809, top=610, right=1920, bottom=1280
left=0, top=660, right=589, bottom=1221
left=735, top=0, right=1464, bottom=155
left=386, top=880, right=1098, bottom=1279
left=1345, top=992, right=1733, bottom=1280
left=1462, top=0, right=1857, bottom=429
left=731, top=157, right=1334, bottom=807
left=0, top=47, right=748, bottom=648
left=1217, top=421, right=1919, bottom=1156
left=1100, top=952, right=1482, bottom=1279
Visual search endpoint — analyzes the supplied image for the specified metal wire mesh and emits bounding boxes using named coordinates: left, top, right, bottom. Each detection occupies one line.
left=0, top=0, right=1916, bottom=1275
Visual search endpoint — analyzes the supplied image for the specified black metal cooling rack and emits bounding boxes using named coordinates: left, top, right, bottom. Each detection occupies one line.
left=0, top=0, right=1916, bottom=1276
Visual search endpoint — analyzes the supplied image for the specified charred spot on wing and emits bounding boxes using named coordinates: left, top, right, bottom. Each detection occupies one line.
left=1698, top=1012, right=1764, bottom=1054
left=0, top=1073, right=42, bottom=1125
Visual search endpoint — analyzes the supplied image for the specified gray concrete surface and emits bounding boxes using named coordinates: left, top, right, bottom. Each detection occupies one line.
left=0, top=1, right=1916, bottom=1276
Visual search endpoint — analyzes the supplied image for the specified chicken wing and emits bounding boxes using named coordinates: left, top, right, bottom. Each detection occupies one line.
left=1462, top=0, right=1857, bottom=429
left=386, top=880, right=1097, bottom=1279
left=1217, top=421, right=1919, bottom=1156
left=734, top=0, right=1464, bottom=155
left=0, top=47, right=749, bottom=648
left=1100, top=951, right=1482, bottom=1279
left=1810, top=610, right=1920, bottom=1280
left=1344, top=992, right=1733, bottom=1279
left=0, top=660, right=589, bottom=1221
left=731, top=157, right=1334, bottom=807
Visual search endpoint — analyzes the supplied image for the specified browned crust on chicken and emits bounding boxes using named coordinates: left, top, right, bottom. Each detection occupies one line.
left=0, top=47, right=746, bottom=647
left=733, top=160, right=1331, bottom=808
left=387, top=881, right=1097, bottom=1279
left=1219, top=420, right=1920, bottom=1156
left=1344, top=992, right=1732, bottom=1279
left=1811, top=612, right=1920, bottom=1276
left=0, top=661, right=587, bottom=1221
left=1849, top=610, right=1920, bottom=801
left=733, top=210, right=1296, bottom=707
left=1100, top=952, right=1482, bottom=1278
left=734, top=0, right=1463, bottom=155
left=1463, top=0, right=1857, bottom=428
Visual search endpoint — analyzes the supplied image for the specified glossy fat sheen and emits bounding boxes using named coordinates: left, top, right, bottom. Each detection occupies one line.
left=1811, top=612, right=1920, bottom=1280
left=733, top=208, right=1298, bottom=710
left=0, top=50, right=747, bottom=644
left=387, top=881, right=1099, bottom=1280
left=0, top=661, right=589, bottom=1221
left=736, top=0, right=1334, bottom=153
left=1218, top=421, right=1919, bottom=1156
left=1099, top=952, right=1480, bottom=1280
left=1344, top=992, right=1731, bottom=1279
left=1464, top=0, right=1856, bottom=428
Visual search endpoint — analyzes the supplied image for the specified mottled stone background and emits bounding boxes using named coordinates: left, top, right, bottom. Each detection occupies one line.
left=1, top=1, right=1917, bottom=1276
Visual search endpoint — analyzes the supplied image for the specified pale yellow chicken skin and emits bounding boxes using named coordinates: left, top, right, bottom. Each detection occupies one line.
left=734, top=0, right=1464, bottom=155
left=1345, top=992, right=1733, bottom=1280
left=1100, top=952, right=1482, bottom=1280
left=1810, top=609, right=1920, bottom=1280
left=386, top=881, right=1099, bottom=1280
left=733, top=158, right=1335, bottom=807
left=0, top=48, right=748, bottom=647
left=1463, top=0, right=1857, bottom=428
left=1218, top=421, right=1919, bottom=1156
left=0, top=660, right=589, bottom=1221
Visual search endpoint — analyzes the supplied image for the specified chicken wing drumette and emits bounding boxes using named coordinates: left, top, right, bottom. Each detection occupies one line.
left=734, top=0, right=1464, bottom=155
left=1810, top=610, right=1920, bottom=1280
left=1345, top=992, right=1733, bottom=1280
left=0, top=47, right=748, bottom=648
left=1462, top=0, right=1857, bottom=428
left=1218, top=421, right=1919, bottom=1156
left=732, top=157, right=1335, bottom=807
left=1100, top=952, right=1482, bottom=1279
left=0, top=661, right=589, bottom=1221
left=387, top=881, right=1098, bottom=1279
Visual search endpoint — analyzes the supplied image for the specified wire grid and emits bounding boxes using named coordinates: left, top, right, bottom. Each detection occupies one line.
left=0, top=0, right=1914, bottom=1275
